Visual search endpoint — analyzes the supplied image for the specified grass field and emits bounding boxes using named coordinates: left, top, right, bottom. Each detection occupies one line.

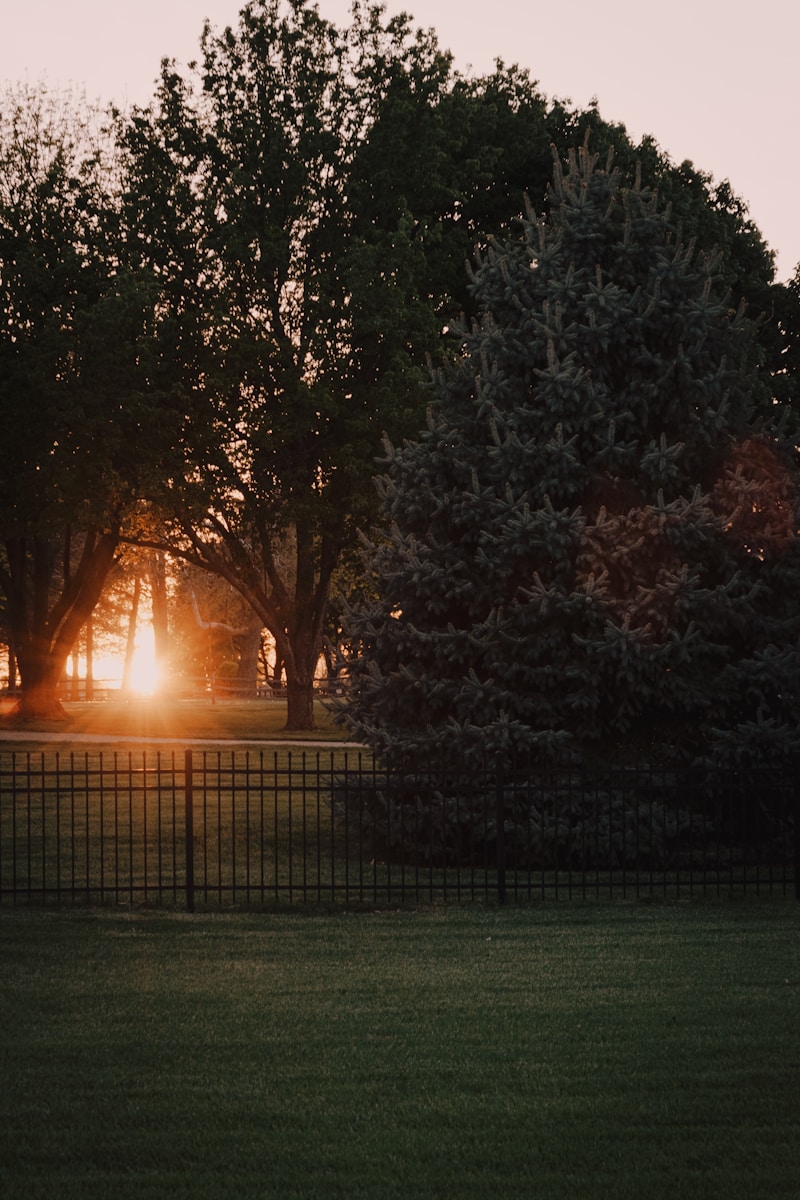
left=0, top=697, right=350, bottom=751
left=1, top=902, right=798, bottom=1199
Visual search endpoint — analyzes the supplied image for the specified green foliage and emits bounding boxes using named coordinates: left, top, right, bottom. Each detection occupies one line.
left=3, top=5, right=793, bottom=729
left=114, top=1, right=795, bottom=733
left=0, top=85, right=165, bottom=711
left=331, top=761, right=790, bottom=872
left=771, top=263, right=800, bottom=419
left=117, top=1, right=484, bottom=723
left=342, top=143, right=800, bottom=765
left=1, top=88, right=121, bottom=527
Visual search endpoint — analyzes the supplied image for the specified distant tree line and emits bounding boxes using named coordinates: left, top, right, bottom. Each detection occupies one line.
left=0, top=0, right=797, bottom=738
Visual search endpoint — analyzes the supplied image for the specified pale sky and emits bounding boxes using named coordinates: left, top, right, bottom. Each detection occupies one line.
left=2, top=0, right=797, bottom=280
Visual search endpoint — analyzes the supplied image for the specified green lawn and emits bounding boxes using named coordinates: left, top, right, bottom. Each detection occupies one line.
left=1, top=903, right=798, bottom=1199
left=0, top=697, right=350, bottom=751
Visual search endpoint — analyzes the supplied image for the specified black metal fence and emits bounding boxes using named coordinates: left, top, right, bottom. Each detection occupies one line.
left=0, top=748, right=797, bottom=909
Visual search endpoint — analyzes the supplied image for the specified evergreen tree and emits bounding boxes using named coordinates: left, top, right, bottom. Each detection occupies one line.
left=342, top=144, right=800, bottom=766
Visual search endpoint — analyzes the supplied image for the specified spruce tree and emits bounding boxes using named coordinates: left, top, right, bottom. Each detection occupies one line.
left=342, top=144, right=800, bottom=765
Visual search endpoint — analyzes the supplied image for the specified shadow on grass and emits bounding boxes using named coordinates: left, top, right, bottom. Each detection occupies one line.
left=1, top=903, right=799, bottom=1200
left=0, top=697, right=350, bottom=745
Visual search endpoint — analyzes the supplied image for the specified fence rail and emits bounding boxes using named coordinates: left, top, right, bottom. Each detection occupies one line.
left=1, top=749, right=797, bottom=909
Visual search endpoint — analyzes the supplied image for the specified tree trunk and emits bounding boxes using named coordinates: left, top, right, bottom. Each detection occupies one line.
left=16, top=686, right=67, bottom=720
left=6, top=640, right=19, bottom=692
left=150, top=551, right=170, bottom=682
left=85, top=616, right=94, bottom=701
left=280, top=626, right=319, bottom=731
left=69, top=649, right=80, bottom=701
left=3, top=528, right=119, bottom=723
left=179, top=516, right=341, bottom=732
left=12, top=645, right=68, bottom=720
left=122, top=574, right=142, bottom=694
left=285, top=675, right=315, bottom=730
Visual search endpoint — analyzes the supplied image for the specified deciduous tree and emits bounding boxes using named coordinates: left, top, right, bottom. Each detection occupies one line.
left=119, top=0, right=541, bottom=728
left=0, top=85, right=160, bottom=718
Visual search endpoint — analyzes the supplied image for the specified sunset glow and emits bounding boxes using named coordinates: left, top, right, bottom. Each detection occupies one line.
left=127, top=628, right=161, bottom=696
left=69, top=627, right=161, bottom=697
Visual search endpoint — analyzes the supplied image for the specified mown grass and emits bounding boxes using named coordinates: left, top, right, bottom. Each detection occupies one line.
left=1, top=902, right=798, bottom=1200
left=0, top=697, right=349, bottom=752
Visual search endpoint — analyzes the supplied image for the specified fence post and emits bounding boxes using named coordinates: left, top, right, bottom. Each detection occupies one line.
left=185, top=748, right=195, bottom=913
left=495, top=754, right=506, bottom=905
left=793, top=755, right=800, bottom=903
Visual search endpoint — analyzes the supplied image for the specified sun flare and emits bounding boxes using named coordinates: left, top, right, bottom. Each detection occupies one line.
left=127, top=628, right=161, bottom=696
left=71, top=626, right=161, bottom=697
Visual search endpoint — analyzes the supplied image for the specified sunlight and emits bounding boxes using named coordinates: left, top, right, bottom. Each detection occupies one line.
left=128, top=626, right=160, bottom=696
left=68, top=628, right=161, bottom=697
left=88, top=654, right=123, bottom=684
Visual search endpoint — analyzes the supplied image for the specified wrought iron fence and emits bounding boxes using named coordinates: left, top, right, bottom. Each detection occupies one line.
left=0, top=748, right=797, bottom=909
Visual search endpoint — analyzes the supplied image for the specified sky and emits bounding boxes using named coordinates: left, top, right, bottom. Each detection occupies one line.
left=2, top=0, right=798, bottom=281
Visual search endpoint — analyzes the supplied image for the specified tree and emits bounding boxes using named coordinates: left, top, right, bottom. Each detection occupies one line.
left=120, top=0, right=541, bottom=729
left=0, top=85, right=160, bottom=719
left=770, top=262, right=800, bottom=422
left=341, top=143, right=800, bottom=766
left=117, top=1, right=794, bottom=734
left=167, top=565, right=264, bottom=694
left=536, top=100, right=794, bottom=416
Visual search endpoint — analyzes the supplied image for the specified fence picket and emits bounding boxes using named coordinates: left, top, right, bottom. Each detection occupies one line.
left=185, top=749, right=195, bottom=914
left=0, top=749, right=795, bottom=909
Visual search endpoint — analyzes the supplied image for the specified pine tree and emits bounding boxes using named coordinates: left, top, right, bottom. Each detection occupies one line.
left=342, top=144, right=800, bottom=765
